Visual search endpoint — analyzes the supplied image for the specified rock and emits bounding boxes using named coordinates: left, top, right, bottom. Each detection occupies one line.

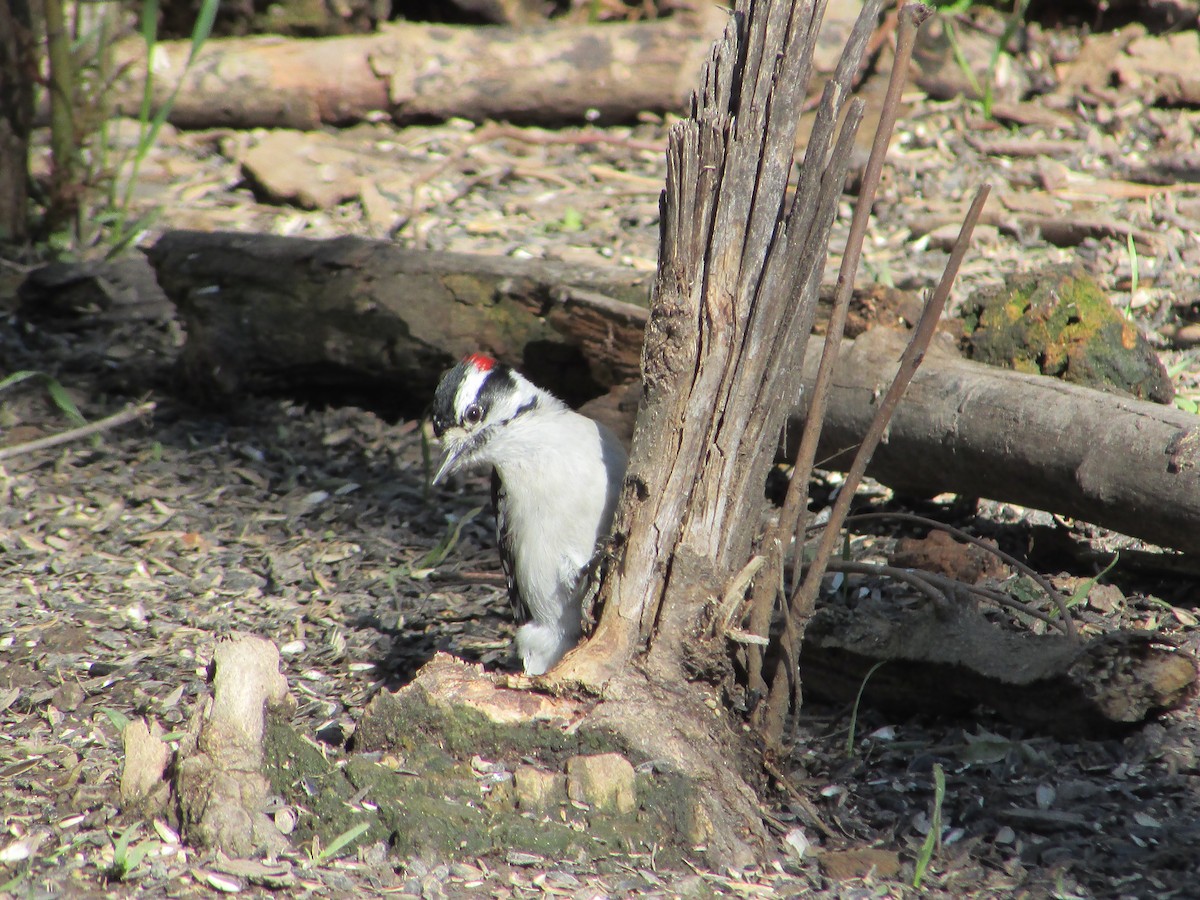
left=565, top=753, right=636, bottom=814
left=513, top=764, right=566, bottom=811
left=239, top=130, right=366, bottom=210
left=1116, top=31, right=1200, bottom=106
left=959, top=267, right=1174, bottom=403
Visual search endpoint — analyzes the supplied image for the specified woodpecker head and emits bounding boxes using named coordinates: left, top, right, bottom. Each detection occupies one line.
left=429, top=353, right=550, bottom=484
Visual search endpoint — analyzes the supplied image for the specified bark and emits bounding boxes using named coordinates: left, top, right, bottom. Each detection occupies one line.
left=145, top=231, right=652, bottom=407
left=0, top=0, right=34, bottom=243
left=793, top=327, right=1200, bottom=557
left=802, top=599, right=1196, bottom=738
left=541, top=0, right=885, bottom=861
left=108, top=12, right=724, bottom=130
left=145, top=232, right=1200, bottom=555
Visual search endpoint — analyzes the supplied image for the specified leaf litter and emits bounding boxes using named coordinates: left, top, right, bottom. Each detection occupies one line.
left=3, top=5, right=1200, bottom=897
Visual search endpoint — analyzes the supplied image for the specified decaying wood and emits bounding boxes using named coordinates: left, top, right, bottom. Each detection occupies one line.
left=802, top=600, right=1196, bottom=738
left=146, top=231, right=652, bottom=406
left=794, top=327, right=1200, bottom=557
left=110, top=12, right=724, bottom=130
left=147, top=231, right=1200, bottom=556
left=174, top=635, right=294, bottom=857
left=532, top=0, right=880, bottom=693
left=545, top=0, right=886, bottom=860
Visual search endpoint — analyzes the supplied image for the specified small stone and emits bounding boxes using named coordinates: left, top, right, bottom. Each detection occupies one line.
left=274, top=807, right=296, bottom=834
left=513, top=765, right=565, bottom=811
left=566, top=753, right=636, bottom=814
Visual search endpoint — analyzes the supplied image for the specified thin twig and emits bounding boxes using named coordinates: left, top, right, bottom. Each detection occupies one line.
left=777, top=182, right=990, bottom=745
left=827, top=558, right=1071, bottom=634
left=0, top=401, right=156, bottom=461
left=761, top=756, right=839, bottom=839
left=756, top=0, right=934, bottom=749
left=790, top=185, right=991, bottom=621
left=844, top=511, right=1078, bottom=639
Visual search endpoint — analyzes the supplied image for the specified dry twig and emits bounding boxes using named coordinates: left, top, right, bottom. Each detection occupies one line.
left=0, top=401, right=156, bottom=461
left=844, top=511, right=1078, bottom=639
left=826, top=559, right=1071, bottom=634
left=752, top=1, right=936, bottom=749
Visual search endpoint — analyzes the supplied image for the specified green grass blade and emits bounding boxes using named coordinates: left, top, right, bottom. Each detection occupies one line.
left=416, top=506, right=482, bottom=570
left=136, top=0, right=158, bottom=125
left=116, top=0, right=219, bottom=248
left=845, top=660, right=887, bottom=758
left=43, top=378, right=88, bottom=428
left=188, top=0, right=220, bottom=63
left=314, top=821, right=370, bottom=863
left=0, top=371, right=43, bottom=393
left=1065, top=552, right=1119, bottom=611
left=144, top=0, right=218, bottom=148
left=0, top=371, right=87, bottom=429
left=102, top=707, right=132, bottom=733
left=912, top=762, right=945, bottom=888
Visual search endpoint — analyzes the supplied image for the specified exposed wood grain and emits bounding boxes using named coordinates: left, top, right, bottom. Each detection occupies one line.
left=110, top=13, right=725, bottom=130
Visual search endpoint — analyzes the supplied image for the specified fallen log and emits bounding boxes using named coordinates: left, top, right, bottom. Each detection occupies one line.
left=145, top=231, right=1200, bottom=555
left=802, top=598, right=1196, bottom=738
left=110, top=13, right=724, bottom=130
left=146, top=230, right=651, bottom=406
left=798, top=327, right=1200, bottom=557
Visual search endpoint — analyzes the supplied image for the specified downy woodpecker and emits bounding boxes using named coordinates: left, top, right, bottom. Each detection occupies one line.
left=430, top=353, right=627, bottom=675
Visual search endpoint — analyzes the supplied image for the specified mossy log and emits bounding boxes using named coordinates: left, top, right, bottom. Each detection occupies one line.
left=147, top=230, right=652, bottom=410
left=147, top=231, right=1200, bottom=556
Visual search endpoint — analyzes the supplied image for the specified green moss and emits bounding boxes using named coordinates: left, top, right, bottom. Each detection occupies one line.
left=262, top=712, right=390, bottom=853
left=261, top=690, right=704, bottom=865
left=959, top=268, right=1173, bottom=403
left=355, top=685, right=616, bottom=763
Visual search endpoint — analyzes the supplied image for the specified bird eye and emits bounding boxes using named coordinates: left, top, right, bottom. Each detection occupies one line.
left=464, top=404, right=483, bottom=425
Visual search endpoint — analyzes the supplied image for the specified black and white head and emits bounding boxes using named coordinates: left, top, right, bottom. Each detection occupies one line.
left=429, top=353, right=553, bottom=483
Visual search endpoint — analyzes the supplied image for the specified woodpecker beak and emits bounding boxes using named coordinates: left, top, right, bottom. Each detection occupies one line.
left=432, top=425, right=489, bottom=484
left=433, top=439, right=466, bottom=485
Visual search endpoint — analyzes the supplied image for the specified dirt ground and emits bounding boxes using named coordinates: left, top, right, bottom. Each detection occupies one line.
left=2, top=3, right=1200, bottom=898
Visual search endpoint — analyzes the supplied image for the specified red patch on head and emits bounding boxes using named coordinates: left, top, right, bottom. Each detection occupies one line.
left=465, top=352, right=496, bottom=372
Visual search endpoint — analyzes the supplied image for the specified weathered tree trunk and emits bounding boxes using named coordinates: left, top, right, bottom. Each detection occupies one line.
left=109, top=13, right=725, bottom=130
left=534, top=0, right=884, bottom=861
left=552, top=0, right=877, bottom=689
left=0, top=0, right=34, bottom=243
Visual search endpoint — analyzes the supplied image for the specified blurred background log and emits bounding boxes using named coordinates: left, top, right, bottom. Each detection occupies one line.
left=110, top=11, right=724, bottom=129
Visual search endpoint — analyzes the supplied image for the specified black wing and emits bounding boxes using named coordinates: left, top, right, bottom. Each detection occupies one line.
left=491, top=470, right=529, bottom=625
